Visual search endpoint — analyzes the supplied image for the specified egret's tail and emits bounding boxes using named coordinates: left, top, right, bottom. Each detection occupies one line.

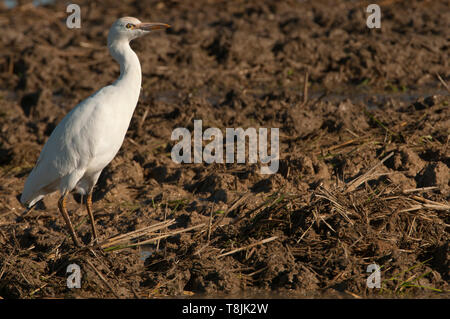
left=20, top=192, right=44, bottom=208
left=20, top=169, right=48, bottom=208
left=20, top=157, right=59, bottom=208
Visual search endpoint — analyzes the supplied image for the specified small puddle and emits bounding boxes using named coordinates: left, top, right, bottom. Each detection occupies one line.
left=3, top=0, right=54, bottom=9
left=140, top=245, right=155, bottom=261
left=150, top=87, right=448, bottom=111
left=311, top=89, right=449, bottom=109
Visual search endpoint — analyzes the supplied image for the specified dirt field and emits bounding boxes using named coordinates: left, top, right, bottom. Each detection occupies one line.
left=0, top=0, right=449, bottom=298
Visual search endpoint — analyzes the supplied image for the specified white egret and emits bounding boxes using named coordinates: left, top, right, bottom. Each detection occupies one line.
left=20, top=17, right=170, bottom=247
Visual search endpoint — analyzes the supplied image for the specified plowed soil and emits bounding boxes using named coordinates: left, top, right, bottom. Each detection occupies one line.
left=0, top=0, right=449, bottom=298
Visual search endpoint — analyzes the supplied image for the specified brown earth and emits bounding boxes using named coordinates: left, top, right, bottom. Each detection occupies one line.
left=0, top=0, right=449, bottom=298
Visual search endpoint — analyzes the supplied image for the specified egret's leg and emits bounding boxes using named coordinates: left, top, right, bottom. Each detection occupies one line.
left=86, top=192, right=98, bottom=242
left=57, top=193, right=81, bottom=247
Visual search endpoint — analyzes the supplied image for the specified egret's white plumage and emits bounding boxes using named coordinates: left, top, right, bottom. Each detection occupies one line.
left=20, top=17, right=169, bottom=246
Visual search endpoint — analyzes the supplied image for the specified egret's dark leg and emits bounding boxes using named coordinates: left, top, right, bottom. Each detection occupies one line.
left=86, top=192, right=98, bottom=242
left=58, top=193, right=81, bottom=247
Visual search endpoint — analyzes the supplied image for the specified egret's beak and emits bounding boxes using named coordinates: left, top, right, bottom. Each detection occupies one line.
left=136, top=22, right=170, bottom=31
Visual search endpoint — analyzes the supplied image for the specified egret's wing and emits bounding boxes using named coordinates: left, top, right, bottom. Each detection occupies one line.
left=20, top=86, right=115, bottom=206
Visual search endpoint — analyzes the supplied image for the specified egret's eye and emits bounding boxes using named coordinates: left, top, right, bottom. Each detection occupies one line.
left=125, top=23, right=134, bottom=29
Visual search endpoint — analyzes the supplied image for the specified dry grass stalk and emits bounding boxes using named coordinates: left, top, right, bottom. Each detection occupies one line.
left=296, top=221, right=315, bottom=243
left=207, top=204, right=213, bottom=243
left=436, top=72, right=450, bottom=93
left=315, top=187, right=354, bottom=225
left=156, top=203, right=168, bottom=251
left=247, top=266, right=268, bottom=277
left=402, top=186, right=438, bottom=194
left=325, top=138, right=362, bottom=153
left=84, top=258, right=120, bottom=298
left=399, top=203, right=450, bottom=213
left=302, top=71, right=309, bottom=106
left=101, top=223, right=206, bottom=250
left=213, top=192, right=251, bottom=229
left=345, top=152, right=394, bottom=192
left=410, top=195, right=449, bottom=207
left=99, top=219, right=175, bottom=248
left=218, top=236, right=278, bottom=258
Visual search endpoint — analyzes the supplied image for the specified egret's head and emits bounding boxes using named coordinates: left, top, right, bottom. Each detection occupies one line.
left=108, top=17, right=170, bottom=44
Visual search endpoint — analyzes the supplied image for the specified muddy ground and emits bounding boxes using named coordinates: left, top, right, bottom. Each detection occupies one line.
left=0, top=0, right=449, bottom=298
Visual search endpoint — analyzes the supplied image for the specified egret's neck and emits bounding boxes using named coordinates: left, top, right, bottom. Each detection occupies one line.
left=108, top=39, right=142, bottom=92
